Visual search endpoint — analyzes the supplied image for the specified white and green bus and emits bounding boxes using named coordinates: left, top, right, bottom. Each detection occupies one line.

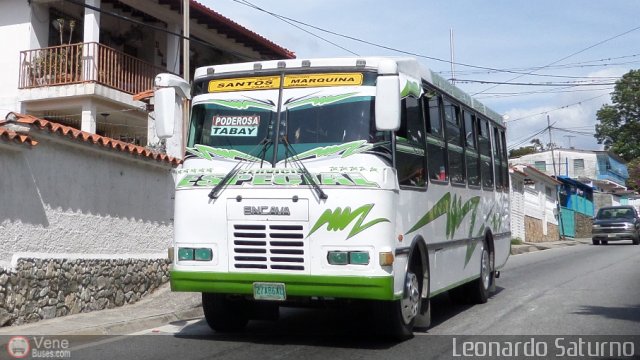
left=154, top=57, right=510, bottom=339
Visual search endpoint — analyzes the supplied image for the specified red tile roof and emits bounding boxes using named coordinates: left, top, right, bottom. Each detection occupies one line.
left=1, top=113, right=180, bottom=166
left=189, top=0, right=295, bottom=59
left=0, top=127, right=38, bottom=147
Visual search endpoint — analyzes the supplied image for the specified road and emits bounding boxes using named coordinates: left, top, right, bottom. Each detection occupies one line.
left=69, top=242, right=640, bottom=359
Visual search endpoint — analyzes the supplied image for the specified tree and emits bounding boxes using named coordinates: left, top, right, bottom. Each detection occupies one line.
left=626, top=158, right=640, bottom=191
left=595, top=69, right=640, bottom=161
left=509, top=146, right=536, bottom=158
left=530, top=138, right=544, bottom=152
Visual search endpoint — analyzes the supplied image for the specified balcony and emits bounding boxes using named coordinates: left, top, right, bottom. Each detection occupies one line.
left=19, top=42, right=167, bottom=95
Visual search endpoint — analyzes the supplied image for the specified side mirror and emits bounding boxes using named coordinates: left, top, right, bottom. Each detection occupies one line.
left=154, top=73, right=191, bottom=139
left=375, top=75, right=401, bottom=131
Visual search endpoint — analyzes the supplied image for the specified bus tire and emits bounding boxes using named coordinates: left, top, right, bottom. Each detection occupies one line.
left=375, top=254, right=424, bottom=340
left=468, top=239, right=492, bottom=304
left=202, top=293, right=249, bottom=332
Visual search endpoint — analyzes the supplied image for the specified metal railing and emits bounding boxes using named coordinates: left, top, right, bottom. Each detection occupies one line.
left=19, top=42, right=166, bottom=95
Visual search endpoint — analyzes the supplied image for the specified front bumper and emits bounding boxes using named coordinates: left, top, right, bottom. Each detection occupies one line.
left=170, top=270, right=396, bottom=301
left=592, top=230, right=638, bottom=241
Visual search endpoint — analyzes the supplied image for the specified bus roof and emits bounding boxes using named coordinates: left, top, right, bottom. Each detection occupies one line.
left=194, top=57, right=504, bottom=126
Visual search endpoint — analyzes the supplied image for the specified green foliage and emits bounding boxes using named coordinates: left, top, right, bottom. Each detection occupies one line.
left=626, top=158, right=640, bottom=191
left=509, top=146, right=537, bottom=158
left=595, top=69, right=640, bottom=161
left=511, top=238, right=523, bottom=245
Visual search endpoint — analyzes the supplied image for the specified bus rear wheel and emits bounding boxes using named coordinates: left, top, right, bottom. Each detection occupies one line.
left=468, top=239, right=493, bottom=304
left=202, top=293, right=249, bottom=332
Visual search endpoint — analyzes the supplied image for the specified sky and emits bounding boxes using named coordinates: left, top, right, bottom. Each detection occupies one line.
left=202, top=0, right=640, bottom=152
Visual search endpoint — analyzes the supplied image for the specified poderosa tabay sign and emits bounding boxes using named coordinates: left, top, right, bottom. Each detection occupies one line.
left=176, top=168, right=379, bottom=189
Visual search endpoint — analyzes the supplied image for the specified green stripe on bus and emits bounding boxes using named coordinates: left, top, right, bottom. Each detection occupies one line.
left=170, top=271, right=396, bottom=300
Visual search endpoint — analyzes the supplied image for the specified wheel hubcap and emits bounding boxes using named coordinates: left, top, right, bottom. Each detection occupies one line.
left=401, top=272, right=420, bottom=324
left=481, top=247, right=490, bottom=290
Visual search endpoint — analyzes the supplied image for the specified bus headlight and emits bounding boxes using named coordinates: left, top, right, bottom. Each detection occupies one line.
left=327, top=251, right=349, bottom=265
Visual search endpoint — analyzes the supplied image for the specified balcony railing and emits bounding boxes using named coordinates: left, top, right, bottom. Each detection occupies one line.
left=19, top=42, right=167, bottom=95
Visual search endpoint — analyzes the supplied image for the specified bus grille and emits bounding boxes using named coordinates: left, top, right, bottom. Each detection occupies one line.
left=231, top=223, right=306, bottom=272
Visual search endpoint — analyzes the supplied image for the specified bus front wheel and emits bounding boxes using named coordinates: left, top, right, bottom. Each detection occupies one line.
left=375, top=254, right=427, bottom=340
left=202, top=293, right=249, bottom=332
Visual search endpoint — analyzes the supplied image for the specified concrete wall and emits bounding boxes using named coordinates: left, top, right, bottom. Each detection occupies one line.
left=0, top=135, right=175, bottom=266
left=0, top=131, right=176, bottom=326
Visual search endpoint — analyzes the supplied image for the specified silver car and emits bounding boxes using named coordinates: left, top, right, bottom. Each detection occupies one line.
left=592, top=206, right=640, bottom=245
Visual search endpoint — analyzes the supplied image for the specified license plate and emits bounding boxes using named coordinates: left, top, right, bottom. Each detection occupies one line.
left=253, top=282, right=286, bottom=301
left=608, top=234, right=617, bottom=237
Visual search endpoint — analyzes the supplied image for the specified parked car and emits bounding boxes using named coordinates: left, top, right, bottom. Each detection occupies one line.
left=592, top=206, right=640, bottom=245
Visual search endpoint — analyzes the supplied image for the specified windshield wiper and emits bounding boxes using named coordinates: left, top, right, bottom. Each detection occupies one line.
left=280, top=136, right=328, bottom=200
left=208, top=137, right=271, bottom=200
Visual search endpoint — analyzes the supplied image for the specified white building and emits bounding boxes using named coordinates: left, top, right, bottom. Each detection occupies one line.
left=509, top=148, right=628, bottom=193
left=510, top=164, right=561, bottom=243
left=0, top=0, right=294, bottom=156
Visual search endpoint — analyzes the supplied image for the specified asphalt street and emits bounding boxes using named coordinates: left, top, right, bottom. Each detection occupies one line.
left=37, top=242, right=640, bottom=359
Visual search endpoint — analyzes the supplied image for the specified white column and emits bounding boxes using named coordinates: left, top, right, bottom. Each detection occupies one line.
left=83, top=0, right=101, bottom=43
left=166, top=23, right=181, bottom=74
left=83, top=0, right=101, bottom=82
left=81, top=102, right=97, bottom=134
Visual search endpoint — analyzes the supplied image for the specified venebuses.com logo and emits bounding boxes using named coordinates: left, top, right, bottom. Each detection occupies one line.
left=6, top=336, right=30, bottom=359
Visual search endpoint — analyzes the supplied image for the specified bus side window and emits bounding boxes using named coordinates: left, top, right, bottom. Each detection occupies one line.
left=425, top=95, right=447, bottom=182
left=395, top=96, right=426, bottom=188
left=500, top=129, right=509, bottom=190
left=493, top=125, right=504, bottom=190
left=444, top=100, right=464, bottom=185
left=464, top=111, right=480, bottom=187
left=478, top=118, right=493, bottom=189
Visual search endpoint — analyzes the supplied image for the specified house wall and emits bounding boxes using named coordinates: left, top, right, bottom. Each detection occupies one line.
left=575, top=213, right=593, bottom=238
left=0, top=0, right=34, bottom=118
left=511, top=151, right=598, bottom=179
left=0, top=137, right=174, bottom=265
left=524, top=215, right=559, bottom=242
left=0, top=134, right=176, bottom=326
left=510, top=176, right=525, bottom=241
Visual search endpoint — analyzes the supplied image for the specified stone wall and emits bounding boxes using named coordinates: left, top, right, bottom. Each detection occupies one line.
left=524, top=215, right=560, bottom=242
left=0, top=257, right=169, bottom=327
left=575, top=213, right=593, bottom=238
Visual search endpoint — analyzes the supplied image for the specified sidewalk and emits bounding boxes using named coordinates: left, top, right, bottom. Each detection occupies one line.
left=0, top=239, right=591, bottom=336
left=0, top=283, right=203, bottom=336
left=510, top=237, right=591, bottom=255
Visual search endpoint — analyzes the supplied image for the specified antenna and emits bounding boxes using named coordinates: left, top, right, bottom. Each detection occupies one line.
left=563, top=135, right=576, bottom=149
left=449, top=28, right=455, bottom=84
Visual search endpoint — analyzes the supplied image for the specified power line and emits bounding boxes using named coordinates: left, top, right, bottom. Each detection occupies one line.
left=439, top=53, right=640, bottom=76
left=230, top=0, right=608, bottom=78
left=456, top=79, right=617, bottom=87
left=472, top=24, right=640, bottom=95
left=505, top=93, right=610, bottom=124
left=235, top=0, right=358, bottom=56
left=64, top=0, right=262, bottom=62
left=477, top=86, right=614, bottom=100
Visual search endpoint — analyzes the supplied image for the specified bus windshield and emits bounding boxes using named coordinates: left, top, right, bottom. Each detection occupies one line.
left=188, top=94, right=379, bottom=163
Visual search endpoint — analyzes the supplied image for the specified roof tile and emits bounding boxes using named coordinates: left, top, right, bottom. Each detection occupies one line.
left=1, top=113, right=180, bottom=166
left=0, top=127, right=38, bottom=147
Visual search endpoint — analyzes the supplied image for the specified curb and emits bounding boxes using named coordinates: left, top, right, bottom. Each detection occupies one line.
left=510, top=239, right=587, bottom=255
left=59, top=306, right=204, bottom=336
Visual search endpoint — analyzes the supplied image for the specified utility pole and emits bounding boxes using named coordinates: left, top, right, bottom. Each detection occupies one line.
left=182, top=0, right=190, bottom=157
left=548, top=115, right=565, bottom=240
left=183, top=0, right=190, bottom=83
